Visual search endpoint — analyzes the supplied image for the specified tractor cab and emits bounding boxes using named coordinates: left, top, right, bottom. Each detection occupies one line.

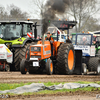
left=75, top=33, right=92, bottom=45
left=0, top=21, right=33, bottom=41
left=0, top=20, right=35, bottom=50
left=74, top=33, right=95, bottom=57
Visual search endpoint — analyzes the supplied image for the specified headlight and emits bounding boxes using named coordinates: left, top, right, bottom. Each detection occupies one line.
left=31, top=47, right=41, bottom=52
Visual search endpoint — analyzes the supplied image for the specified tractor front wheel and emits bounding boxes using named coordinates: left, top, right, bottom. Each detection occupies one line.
left=13, top=42, right=35, bottom=71
left=20, top=59, right=27, bottom=74
left=46, top=59, right=53, bottom=75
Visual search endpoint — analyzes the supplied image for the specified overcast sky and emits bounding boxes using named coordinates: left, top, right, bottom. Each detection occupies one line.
left=0, top=0, right=99, bottom=20
left=0, top=0, right=37, bottom=18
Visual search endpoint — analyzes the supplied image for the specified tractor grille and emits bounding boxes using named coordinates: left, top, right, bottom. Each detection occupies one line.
left=31, top=47, right=41, bottom=52
left=31, top=56, right=41, bottom=59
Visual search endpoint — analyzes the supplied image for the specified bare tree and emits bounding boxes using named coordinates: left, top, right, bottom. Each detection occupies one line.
left=0, top=4, right=30, bottom=20
left=67, top=0, right=100, bottom=32
left=31, top=0, right=100, bottom=32
left=31, top=0, right=47, bottom=18
left=0, top=5, right=9, bottom=20
left=82, top=17, right=100, bottom=32
left=8, top=4, right=30, bottom=19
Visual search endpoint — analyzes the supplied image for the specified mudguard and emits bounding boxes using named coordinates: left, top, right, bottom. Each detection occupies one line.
left=73, top=50, right=82, bottom=74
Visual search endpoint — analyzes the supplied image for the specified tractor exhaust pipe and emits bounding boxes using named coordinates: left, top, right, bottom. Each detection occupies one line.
left=42, top=34, right=45, bottom=45
left=34, top=22, right=37, bottom=40
left=33, top=22, right=41, bottom=42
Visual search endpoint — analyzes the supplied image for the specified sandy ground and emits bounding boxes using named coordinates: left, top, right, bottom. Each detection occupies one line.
left=3, top=96, right=97, bottom=100
left=1, top=91, right=100, bottom=100
left=0, top=72, right=100, bottom=83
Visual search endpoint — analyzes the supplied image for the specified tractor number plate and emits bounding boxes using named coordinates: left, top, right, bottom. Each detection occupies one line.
left=33, top=62, right=39, bottom=67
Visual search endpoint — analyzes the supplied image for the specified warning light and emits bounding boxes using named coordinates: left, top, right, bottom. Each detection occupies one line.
left=82, top=31, right=84, bottom=33
left=59, top=19, right=61, bottom=21
left=27, top=19, right=30, bottom=21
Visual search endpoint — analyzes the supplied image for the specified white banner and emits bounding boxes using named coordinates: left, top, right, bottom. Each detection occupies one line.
left=74, top=45, right=95, bottom=56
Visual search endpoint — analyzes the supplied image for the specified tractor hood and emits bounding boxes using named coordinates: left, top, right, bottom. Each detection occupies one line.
left=0, top=37, right=26, bottom=45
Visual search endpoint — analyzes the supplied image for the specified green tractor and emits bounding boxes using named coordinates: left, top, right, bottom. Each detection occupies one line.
left=88, top=31, right=100, bottom=57
left=71, top=33, right=76, bottom=45
left=0, top=20, right=38, bottom=70
left=93, top=35, right=100, bottom=56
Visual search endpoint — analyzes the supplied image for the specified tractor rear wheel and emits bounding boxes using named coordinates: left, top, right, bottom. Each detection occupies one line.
left=13, top=44, right=29, bottom=71
left=20, top=59, right=27, bottom=74
left=13, top=48, right=20, bottom=71
left=56, top=43, right=75, bottom=75
left=97, top=50, right=100, bottom=57
left=46, top=59, right=53, bottom=75
left=88, top=57, right=100, bottom=74
left=14, top=42, right=36, bottom=71
left=19, top=43, right=30, bottom=68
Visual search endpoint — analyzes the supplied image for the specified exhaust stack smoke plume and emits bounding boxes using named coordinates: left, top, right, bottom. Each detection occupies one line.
left=41, top=0, right=69, bottom=35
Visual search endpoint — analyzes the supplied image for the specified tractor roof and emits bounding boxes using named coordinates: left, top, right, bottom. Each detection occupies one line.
left=88, top=31, right=100, bottom=36
left=52, top=21, right=77, bottom=30
left=0, top=20, right=34, bottom=24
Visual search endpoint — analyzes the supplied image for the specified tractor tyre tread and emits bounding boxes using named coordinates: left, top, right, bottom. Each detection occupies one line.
left=14, top=43, right=31, bottom=70
left=20, top=59, right=27, bottom=74
left=88, top=57, right=99, bottom=72
left=56, top=43, right=75, bottom=75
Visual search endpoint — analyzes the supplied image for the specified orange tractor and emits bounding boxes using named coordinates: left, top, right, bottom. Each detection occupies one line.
left=20, top=21, right=82, bottom=75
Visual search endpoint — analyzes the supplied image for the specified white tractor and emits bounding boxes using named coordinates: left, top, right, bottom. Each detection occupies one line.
left=74, top=33, right=100, bottom=75
left=0, top=44, right=13, bottom=71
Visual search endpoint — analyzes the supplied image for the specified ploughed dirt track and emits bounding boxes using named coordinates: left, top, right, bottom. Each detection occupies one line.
left=0, top=72, right=100, bottom=83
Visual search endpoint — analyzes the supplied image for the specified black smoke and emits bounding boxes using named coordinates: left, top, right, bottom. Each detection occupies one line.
left=41, top=0, right=69, bottom=35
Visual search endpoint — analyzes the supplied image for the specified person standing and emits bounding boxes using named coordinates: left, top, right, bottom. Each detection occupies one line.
left=45, top=31, right=54, bottom=56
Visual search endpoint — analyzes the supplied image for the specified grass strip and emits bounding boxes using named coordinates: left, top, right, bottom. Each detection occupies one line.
left=0, top=81, right=100, bottom=95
